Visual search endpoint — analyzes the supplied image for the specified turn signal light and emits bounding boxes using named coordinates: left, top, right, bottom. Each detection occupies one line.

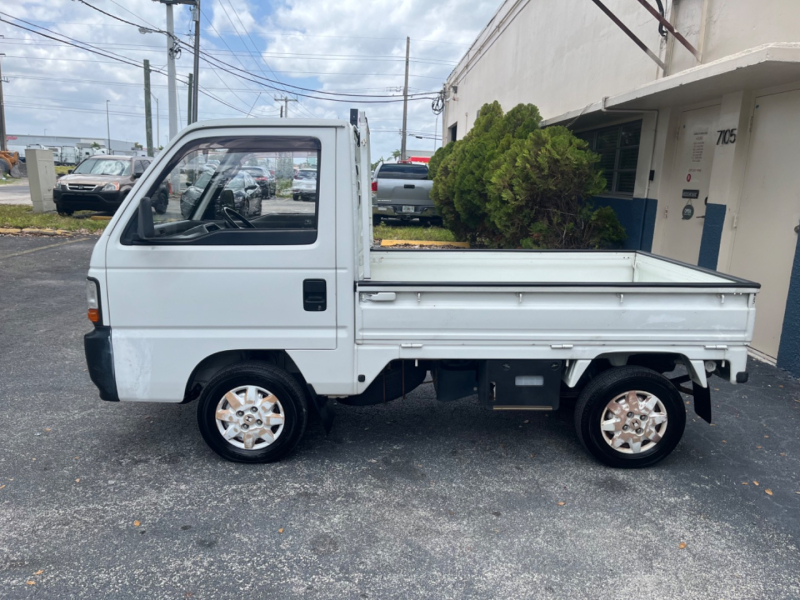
left=86, top=278, right=101, bottom=325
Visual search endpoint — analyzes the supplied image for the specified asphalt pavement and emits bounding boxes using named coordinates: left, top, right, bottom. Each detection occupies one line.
left=0, top=180, right=32, bottom=205
left=0, top=235, right=799, bottom=599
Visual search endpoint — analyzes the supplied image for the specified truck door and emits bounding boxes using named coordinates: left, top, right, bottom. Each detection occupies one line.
left=104, top=127, right=337, bottom=402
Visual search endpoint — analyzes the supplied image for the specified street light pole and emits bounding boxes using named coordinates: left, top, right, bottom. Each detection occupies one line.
left=106, top=100, right=111, bottom=154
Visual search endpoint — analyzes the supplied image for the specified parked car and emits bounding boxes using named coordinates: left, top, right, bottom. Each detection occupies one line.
left=84, top=113, right=759, bottom=468
left=180, top=169, right=262, bottom=219
left=53, top=156, right=162, bottom=215
left=372, top=162, right=438, bottom=226
left=292, top=168, right=317, bottom=201
left=241, top=166, right=275, bottom=198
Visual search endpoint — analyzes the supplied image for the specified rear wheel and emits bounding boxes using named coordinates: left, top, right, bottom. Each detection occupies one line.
left=574, top=366, right=685, bottom=468
left=197, top=362, right=309, bottom=463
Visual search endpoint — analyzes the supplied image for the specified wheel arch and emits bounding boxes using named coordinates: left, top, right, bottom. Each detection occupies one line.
left=564, top=352, right=707, bottom=390
left=182, top=349, right=302, bottom=403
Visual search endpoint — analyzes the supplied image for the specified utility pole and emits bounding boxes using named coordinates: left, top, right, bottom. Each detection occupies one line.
left=187, top=73, right=193, bottom=126
left=0, top=53, right=7, bottom=152
left=400, top=36, right=410, bottom=161
left=144, top=60, right=154, bottom=157
left=106, top=100, right=111, bottom=155
left=274, top=96, right=297, bottom=118
left=154, top=95, right=160, bottom=149
left=280, top=106, right=283, bottom=118
left=191, top=0, right=200, bottom=123
left=164, top=2, right=178, bottom=141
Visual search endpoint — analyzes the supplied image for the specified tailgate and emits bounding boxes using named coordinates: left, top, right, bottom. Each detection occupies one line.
left=376, top=178, right=432, bottom=204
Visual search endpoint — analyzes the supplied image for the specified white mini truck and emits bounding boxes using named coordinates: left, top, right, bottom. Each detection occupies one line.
left=84, top=111, right=759, bottom=468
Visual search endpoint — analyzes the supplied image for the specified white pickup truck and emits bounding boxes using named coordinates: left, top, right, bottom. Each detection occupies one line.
left=84, top=111, right=759, bottom=468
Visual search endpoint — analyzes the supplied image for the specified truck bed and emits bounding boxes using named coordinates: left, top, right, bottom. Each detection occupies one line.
left=357, top=250, right=759, bottom=346
left=368, top=250, right=740, bottom=286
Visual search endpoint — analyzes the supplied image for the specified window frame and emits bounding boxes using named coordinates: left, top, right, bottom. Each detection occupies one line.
left=120, top=135, right=322, bottom=247
left=576, top=120, right=642, bottom=197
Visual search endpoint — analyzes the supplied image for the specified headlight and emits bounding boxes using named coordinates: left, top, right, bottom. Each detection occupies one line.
left=54, top=180, right=62, bottom=190
left=102, top=182, right=120, bottom=191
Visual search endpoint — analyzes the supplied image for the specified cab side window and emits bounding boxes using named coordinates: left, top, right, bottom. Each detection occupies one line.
left=129, top=136, right=321, bottom=246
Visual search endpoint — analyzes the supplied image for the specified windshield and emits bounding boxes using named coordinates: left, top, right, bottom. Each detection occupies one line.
left=297, top=170, right=316, bottom=180
left=243, top=167, right=265, bottom=176
left=73, top=158, right=131, bottom=176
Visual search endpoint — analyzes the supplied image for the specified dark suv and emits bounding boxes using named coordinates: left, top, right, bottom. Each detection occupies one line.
left=53, top=156, right=164, bottom=215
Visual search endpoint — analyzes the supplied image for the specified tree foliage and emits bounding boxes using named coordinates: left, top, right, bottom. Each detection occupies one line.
left=430, top=102, right=626, bottom=249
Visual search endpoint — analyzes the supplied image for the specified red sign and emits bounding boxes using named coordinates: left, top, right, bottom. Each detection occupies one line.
left=6, top=136, right=17, bottom=141
left=686, top=174, right=692, bottom=182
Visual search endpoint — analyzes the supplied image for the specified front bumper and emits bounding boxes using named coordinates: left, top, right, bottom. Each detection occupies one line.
left=54, top=188, right=125, bottom=212
left=84, top=326, right=119, bottom=402
left=372, top=203, right=439, bottom=219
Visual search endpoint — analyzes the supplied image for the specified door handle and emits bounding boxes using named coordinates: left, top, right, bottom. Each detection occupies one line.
left=364, top=292, right=396, bottom=302
left=403, top=184, right=416, bottom=189
left=303, top=279, right=327, bottom=311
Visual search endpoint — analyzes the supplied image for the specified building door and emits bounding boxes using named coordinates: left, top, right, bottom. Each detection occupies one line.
left=659, top=105, right=720, bottom=264
left=727, top=90, right=800, bottom=360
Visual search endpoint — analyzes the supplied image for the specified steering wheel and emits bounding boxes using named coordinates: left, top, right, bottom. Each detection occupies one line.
left=222, top=206, right=255, bottom=229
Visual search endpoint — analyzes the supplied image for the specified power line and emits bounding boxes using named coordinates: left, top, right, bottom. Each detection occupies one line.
left=3, top=6, right=441, bottom=105
left=0, top=13, right=249, bottom=115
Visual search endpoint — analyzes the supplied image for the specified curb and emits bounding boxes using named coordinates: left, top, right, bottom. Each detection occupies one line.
left=380, top=239, right=470, bottom=248
left=0, top=228, right=76, bottom=237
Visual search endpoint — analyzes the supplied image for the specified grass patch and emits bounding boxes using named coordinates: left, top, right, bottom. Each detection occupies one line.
left=374, top=222, right=456, bottom=242
left=0, top=204, right=108, bottom=232
left=55, top=165, right=73, bottom=176
left=0, top=177, right=18, bottom=185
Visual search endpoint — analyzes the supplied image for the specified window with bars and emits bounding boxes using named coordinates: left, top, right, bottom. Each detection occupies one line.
left=576, top=120, right=642, bottom=196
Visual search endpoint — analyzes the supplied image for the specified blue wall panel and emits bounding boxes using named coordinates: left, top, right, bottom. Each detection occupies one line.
left=698, top=203, right=727, bottom=270
left=777, top=231, right=800, bottom=377
left=593, top=197, right=658, bottom=251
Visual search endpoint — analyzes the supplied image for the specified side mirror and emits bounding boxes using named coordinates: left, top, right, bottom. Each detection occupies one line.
left=137, top=197, right=155, bottom=240
left=133, top=170, right=144, bottom=179
left=68, top=169, right=74, bottom=174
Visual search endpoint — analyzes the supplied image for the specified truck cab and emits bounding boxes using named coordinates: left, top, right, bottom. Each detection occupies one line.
left=85, top=112, right=759, bottom=468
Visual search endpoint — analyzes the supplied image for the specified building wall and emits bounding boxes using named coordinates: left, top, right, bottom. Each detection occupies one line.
left=444, top=0, right=800, bottom=131
left=445, top=0, right=666, bottom=134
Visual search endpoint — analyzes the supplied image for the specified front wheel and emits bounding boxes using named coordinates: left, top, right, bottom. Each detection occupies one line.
left=574, top=366, right=686, bottom=468
left=197, top=362, right=309, bottom=463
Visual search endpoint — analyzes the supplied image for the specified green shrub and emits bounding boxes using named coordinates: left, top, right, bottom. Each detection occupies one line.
left=431, top=102, right=626, bottom=249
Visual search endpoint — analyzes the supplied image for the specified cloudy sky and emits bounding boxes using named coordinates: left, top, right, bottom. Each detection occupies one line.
left=1, top=0, right=499, bottom=160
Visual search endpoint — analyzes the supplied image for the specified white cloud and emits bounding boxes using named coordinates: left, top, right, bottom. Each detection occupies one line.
left=1, top=0, right=498, bottom=158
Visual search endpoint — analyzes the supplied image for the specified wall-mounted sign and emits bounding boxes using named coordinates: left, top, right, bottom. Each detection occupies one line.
left=682, top=202, right=695, bottom=220
left=716, top=128, right=737, bottom=145
left=682, top=189, right=700, bottom=199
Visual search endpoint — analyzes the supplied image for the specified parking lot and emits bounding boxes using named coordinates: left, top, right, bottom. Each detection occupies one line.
left=1, top=234, right=799, bottom=599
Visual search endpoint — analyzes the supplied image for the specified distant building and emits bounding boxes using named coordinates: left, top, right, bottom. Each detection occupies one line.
left=443, top=0, right=800, bottom=374
left=5, top=134, right=141, bottom=156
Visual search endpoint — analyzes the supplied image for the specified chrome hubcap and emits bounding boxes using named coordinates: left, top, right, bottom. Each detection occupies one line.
left=215, top=385, right=285, bottom=450
left=600, top=390, right=668, bottom=454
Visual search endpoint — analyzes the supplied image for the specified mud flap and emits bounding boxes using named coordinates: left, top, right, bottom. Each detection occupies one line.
left=693, top=382, right=712, bottom=424
left=307, top=387, right=335, bottom=434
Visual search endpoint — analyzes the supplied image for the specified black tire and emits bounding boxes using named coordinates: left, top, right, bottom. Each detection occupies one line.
left=293, top=193, right=300, bottom=201
left=56, top=203, right=74, bottom=216
left=372, top=215, right=381, bottom=226
left=574, top=366, right=685, bottom=468
left=197, top=362, right=309, bottom=463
